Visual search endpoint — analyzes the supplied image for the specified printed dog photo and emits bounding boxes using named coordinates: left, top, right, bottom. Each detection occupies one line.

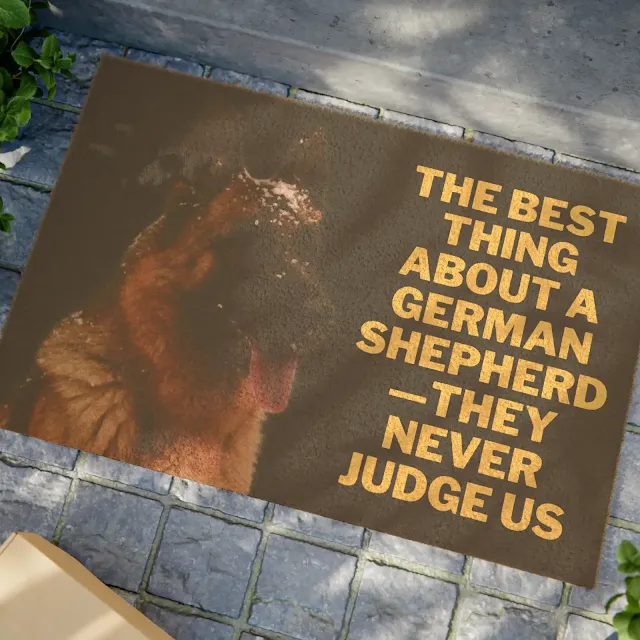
left=1, top=119, right=331, bottom=495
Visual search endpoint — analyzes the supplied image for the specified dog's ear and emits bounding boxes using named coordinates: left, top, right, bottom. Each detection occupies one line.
left=242, top=126, right=330, bottom=207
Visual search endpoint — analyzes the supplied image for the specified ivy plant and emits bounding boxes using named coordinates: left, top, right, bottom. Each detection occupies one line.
left=0, top=0, right=75, bottom=232
left=607, top=541, right=640, bottom=639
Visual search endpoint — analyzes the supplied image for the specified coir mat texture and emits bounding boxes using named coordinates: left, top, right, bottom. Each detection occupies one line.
left=1, top=56, right=639, bottom=587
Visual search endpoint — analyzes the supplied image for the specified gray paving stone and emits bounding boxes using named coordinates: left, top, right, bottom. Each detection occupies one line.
left=148, top=507, right=260, bottom=617
left=472, top=131, right=554, bottom=162
left=84, top=454, right=172, bottom=494
left=368, top=531, right=465, bottom=574
left=1, top=103, right=78, bottom=187
left=382, top=110, right=463, bottom=138
left=58, top=481, right=163, bottom=591
left=611, top=433, right=640, bottom=523
left=0, top=458, right=71, bottom=542
left=295, top=90, right=378, bottom=118
left=349, top=563, right=456, bottom=640
left=171, top=477, right=266, bottom=521
left=210, top=68, right=289, bottom=96
left=564, top=614, right=614, bottom=640
left=141, top=604, right=234, bottom=640
left=250, top=535, right=356, bottom=640
left=570, top=525, right=640, bottom=613
left=272, top=505, right=363, bottom=547
left=126, top=49, right=205, bottom=77
left=470, top=559, right=563, bottom=606
left=555, top=153, right=640, bottom=185
left=37, top=30, right=124, bottom=108
left=0, top=430, right=77, bottom=469
left=0, top=182, right=49, bottom=268
left=456, top=594, right=557, bottom=640
left=0, top=269, right=19, bottom=331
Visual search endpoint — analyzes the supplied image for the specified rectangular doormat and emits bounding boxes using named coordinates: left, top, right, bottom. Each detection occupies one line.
left=1, top=56, right=639, bottom=587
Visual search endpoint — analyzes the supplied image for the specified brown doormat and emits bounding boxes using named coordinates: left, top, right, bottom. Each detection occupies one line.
left=1, top=56, right=638, bottom=588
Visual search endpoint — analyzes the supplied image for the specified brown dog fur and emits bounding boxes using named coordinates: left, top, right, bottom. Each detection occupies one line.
left=24, top=171, right=324, bottom=494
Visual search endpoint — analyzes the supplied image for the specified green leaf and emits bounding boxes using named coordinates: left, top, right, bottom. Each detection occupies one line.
left=60, top=68, right=72, bottom=80
left=37, top=56, right=53, bottom=70
left=0, top=68, right=12, bottom=93
left=629, top=577, right=640, bottom=602
left=0, top=161, right=5, bottom=171
left=618, top=542, right=640, bottom=573
left=55, top=56, right=73, bottom=70
left=16, top=72, right=36, bottom=98
left=15, top=100, right=30, bottom=126
left=41, top=34, right=59, bottom=59
left=619, top=542, right=640, bottom=564
left=0, top=29, right=8, bottom=50
left=38, top=66, right=54, bottom=90
left=606, top=592, right=626, bottom=612
left=45, top=84, right=55, bottom=100
left=615, top=611, right=634, bottom=634
left=11, top=41, right=36, bottom=67
left=0, top=0, right=31, bottom=29
left=619, top=562, right=640, bottom=574
left=33, top=63, right=56, bottom=95
left=629, top=615, right=640, bottom=640
left=0, top=213, right=14, bottom=233
left=0, top=115, right=18, bottom=142
left=6, top=96, right=26, bottom=116
left=0, top=196, right=3, bottom=210
left=0, top=89, right=6, bottom=107
left=629, top=596, right=640, bottom=615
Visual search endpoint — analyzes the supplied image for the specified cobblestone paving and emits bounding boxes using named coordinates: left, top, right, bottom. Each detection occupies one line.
left=0, top=30, right=636, bottom=640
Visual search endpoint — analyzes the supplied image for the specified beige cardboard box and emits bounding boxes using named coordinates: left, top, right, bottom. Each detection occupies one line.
left=0, top=532, right=173, bottom=639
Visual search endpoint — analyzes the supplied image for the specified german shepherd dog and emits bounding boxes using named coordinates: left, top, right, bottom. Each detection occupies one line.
left=7, top=126, right=330, bottom=495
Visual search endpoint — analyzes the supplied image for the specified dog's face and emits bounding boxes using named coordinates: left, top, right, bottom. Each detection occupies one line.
left=150, top=169, right=330, bottom=414
left=129, top=124, right=333, bottom=416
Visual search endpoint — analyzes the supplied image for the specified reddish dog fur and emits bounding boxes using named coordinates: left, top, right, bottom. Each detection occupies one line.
left=23, top=171, right=324, bottom=494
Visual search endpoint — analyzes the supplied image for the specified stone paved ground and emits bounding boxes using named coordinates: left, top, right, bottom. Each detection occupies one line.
left=0, top=30, right=637, bottom=640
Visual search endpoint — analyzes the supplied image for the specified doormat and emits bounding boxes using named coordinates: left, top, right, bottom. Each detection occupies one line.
left=1, top=56, right=639, bottom=587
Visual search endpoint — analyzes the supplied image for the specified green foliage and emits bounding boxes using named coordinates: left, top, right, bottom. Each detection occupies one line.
left=608, top=541, right=640, bottom=639
left=0, top=0, right=75, bottom=232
